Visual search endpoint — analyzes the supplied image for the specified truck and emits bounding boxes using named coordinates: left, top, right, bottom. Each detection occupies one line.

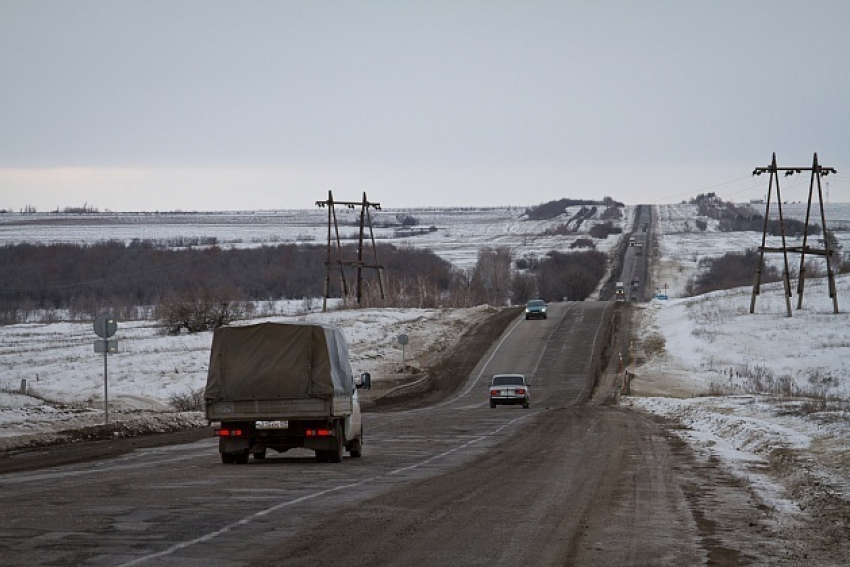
left=205, top=322, right=371, bottom=464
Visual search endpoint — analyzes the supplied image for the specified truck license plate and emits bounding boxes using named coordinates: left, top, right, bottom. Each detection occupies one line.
left=256, top=420, right=288, bottom=429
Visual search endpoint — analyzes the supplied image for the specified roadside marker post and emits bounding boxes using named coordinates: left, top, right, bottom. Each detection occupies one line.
left=398, top=334, right=409, bottom=370
left=93, top=315, right=118, bottom=424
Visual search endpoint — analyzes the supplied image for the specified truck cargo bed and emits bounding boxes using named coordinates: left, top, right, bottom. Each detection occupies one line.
left=207, top=397, right=353, bottom=421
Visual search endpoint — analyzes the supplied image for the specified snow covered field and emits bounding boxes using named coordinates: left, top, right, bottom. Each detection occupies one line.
left=653, top=202, right=850, bottom=298
left=631, top=202, right=850, bottom=526
left=0, top=205, right=630, bottom=269
left=0, top=304, right=495, bottom=450
left=2, top=202, right=849, bottom=529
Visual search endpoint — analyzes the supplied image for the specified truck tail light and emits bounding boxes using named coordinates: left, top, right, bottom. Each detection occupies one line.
left=306, top=429, right=334, bottom=437
left=215, top=428, right=244, bottom=437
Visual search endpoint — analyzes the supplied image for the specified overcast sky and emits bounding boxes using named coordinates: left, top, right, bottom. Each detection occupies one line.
left=2, top=1, right=849, bottom=212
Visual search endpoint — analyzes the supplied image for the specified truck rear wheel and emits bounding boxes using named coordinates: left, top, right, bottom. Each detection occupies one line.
left=221, top=452, right=235, bottom=464
left=329, top=421, right=344, bottom=463
left=348, top=437, right=362, bottom=458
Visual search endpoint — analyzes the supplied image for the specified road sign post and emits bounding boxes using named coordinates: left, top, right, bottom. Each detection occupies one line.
left=93, top=315, right=118, bottom=424
left=397, top=334, right=409, bottom=370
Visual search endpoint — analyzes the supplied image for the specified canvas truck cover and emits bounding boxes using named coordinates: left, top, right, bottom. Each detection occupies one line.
left=205, top=322, right=355, bottom=403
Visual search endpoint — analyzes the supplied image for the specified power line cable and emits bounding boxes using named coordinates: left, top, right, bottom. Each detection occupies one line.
left=649, top=174, right=755, bottom=204
left=717, top=179, right=768, bottom=200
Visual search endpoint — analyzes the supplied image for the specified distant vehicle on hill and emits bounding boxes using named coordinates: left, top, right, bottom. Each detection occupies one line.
left=615, top=282, right=626, bottom=301
left=525, top=299, right=548, bottom=320
left=489, top=374, right=530, bottom=409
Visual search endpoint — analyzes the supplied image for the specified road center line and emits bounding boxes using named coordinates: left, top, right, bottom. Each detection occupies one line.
left=116, top=412, right=533, bottom=567
left=456, top=302, right=577, bottom=401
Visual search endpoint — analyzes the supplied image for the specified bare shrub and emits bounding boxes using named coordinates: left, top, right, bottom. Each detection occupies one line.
left=797, top=397, right=828, bottom=415
left=642, top=333, right=666, bottom=357
left=157, top=287, right=241, bottom=334
left=599, top=206, right=622, bottom=220
left=589, top=222, right=623, bottom=239
left=739, top=363, right=774, bottom=383
left=0, top=309, right=23, bottom=325
left=510, top=271, right=538, bottom=304
left=537, top=250, right=607, bottom=301
left=169, top=387, right=206, bottom=412
left=690, top=326, right=717, bottom=342
left=470, top=247, right=512, bottom=306
left=525, top=198, right=620, bottom=221
left=776, top=374, right=795, bottom=398
left=515, top=255, right=540, bottom=270
left=801, top=260, right=825, bottom=278
left=732, top=363, right=776, bottom=393
left=718, top=364, right=838, bottom=405
left=807, top=368, right=837, bottom=387
left=686, top=248, right=780, bottom=296
left=569, top=238, right=596, bottom=249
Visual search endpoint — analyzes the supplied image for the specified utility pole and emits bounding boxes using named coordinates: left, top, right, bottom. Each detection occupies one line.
left=750, top=153, right=838, bottom=316
left=316, top=191, right=385, bottom=311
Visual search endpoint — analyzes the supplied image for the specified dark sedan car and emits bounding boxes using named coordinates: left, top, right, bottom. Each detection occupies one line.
left=525, top=299, right=547, bottom=320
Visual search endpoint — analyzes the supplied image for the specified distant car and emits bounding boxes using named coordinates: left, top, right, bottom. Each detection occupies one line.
left=615, top=282, right=626, bottom=301
left=489, top=374, right=530, bottom=408
left=525, top=299, right=547, bottom=320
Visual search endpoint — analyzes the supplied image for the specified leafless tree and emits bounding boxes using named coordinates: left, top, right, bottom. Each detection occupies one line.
left=471, top=247, right=512, bottom=306
left=511, top=272, right=538, bottom=304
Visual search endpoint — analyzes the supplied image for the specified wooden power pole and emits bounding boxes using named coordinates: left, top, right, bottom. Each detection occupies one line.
left=750, top=153, right=838, bottom=316
left=316, top=191, right=384, bottom=311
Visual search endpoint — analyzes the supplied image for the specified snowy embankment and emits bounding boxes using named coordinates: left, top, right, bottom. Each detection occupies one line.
left=626, top=202, right=850, bottom=525
left=626, top=280, right=850, bottom=516
left=0, top=305, right=495, bottom=451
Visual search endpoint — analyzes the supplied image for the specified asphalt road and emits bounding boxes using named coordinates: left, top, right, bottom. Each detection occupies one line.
left=621, top=205, right=652, bottom=302
left=0, top=302, right=776, bottom=566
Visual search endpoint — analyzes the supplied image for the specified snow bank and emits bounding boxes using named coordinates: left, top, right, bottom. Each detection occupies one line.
left=0, top=306, right=495, bottom=445
left=628, top=204, right=850, bottom=520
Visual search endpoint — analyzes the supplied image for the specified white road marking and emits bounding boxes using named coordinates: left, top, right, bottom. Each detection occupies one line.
left=116, top=412, right=533, bottom=566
